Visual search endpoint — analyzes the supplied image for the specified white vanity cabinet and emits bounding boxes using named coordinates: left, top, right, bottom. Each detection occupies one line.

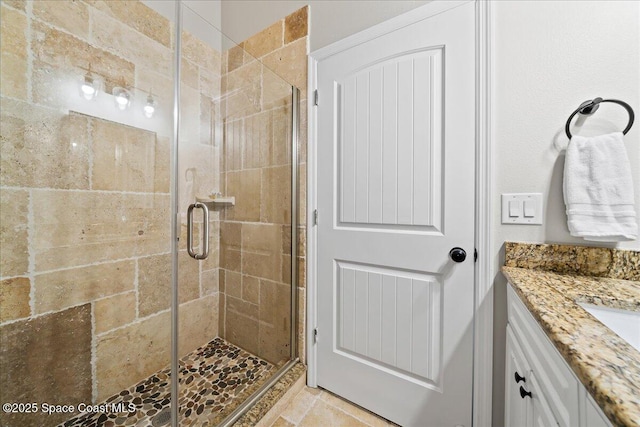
left=506, top=284, right=613, bottom=427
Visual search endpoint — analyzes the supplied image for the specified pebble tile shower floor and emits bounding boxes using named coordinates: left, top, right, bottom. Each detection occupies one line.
left=60, top=338, right=275, bottom=427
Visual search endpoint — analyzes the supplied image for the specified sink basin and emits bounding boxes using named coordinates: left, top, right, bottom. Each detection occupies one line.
left=579, top=303, right=640, bottom=352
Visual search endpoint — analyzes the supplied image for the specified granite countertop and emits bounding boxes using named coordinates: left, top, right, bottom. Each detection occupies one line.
left=501, top=242, right=640, bottom=427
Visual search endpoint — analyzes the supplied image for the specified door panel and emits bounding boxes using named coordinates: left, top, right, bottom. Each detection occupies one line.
left=337, top=48, right=443, bottom=230
left=335, top=262, right=442, bottom=385
left=316, top=2, right=476, bottom=426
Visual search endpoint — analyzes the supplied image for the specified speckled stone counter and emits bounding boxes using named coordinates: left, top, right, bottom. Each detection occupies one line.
left=502, top=242, right=640, bottom=427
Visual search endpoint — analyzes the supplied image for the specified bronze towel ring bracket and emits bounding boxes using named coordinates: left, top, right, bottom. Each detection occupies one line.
left=565, top=97, right=635, bottom=139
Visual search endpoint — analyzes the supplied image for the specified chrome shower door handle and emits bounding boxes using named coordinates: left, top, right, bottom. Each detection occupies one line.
left=186, top=202, right=209, bottom=260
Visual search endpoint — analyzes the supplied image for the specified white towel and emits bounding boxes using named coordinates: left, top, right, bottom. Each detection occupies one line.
left=563, top=132, right=638, bottom=242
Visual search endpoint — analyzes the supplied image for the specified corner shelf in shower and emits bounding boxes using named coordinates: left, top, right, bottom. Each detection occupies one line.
left=196, top=195, right=235, bottom=206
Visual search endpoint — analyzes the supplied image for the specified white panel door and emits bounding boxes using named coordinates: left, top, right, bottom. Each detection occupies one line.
left=316, top=2, right=476, bottom=426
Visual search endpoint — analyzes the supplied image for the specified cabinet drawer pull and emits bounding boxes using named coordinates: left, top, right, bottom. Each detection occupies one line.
left=519, top=386, right=532, bottom=399
left=514, top=372, right=525, bottom=383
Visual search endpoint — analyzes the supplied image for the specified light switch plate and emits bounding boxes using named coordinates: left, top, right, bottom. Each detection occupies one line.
left=502, top=193, right=543, bottom=225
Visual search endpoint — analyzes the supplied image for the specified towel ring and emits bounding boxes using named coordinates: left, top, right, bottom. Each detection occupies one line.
left=565, top=97, right=635, bottom=139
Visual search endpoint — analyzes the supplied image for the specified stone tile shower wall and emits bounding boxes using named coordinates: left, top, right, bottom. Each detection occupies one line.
left=0, top=1, right=219, bottom=425
left=218, top=6, right=309, bottom=366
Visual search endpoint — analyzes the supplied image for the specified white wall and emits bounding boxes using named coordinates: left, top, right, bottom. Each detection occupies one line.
left=491, top=1, right=640, bottom=425
left=220, top=0, right=429, bottom=51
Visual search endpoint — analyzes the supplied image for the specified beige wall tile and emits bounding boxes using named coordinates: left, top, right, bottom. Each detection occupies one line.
left=155, top=136, right=171, bottom=193
left=0, top=188, right=29, bottom=278
left=284, top=6, right=309, bottom=44
left=0, top=5, right=27, bottom=100
left=178, top=295, right=218, bottom=357
left=0, top=100, right=90, bottom=189
left=32, top=191, right=170, bottom=271
left=138, top=251, right=199, bottom=317
left=34, top=260, right=135, bottom=314
left=298, top=257, right=306, bottom=288
left=96, top=294, right=216, bottom=400
left=90, top=8, right=172, bottom=78
left=244, top=110, right=273, bottom=169
left=271, top=104, right=293, bottom=167
left=224, top=270, right=242, bottom=298
left=0, top=305, right=92, bottom=426
left=221, top=221, right=241, bottom=272
left=0, top=277, right=30, bottom=322
left=96, top=309, right=171, bottom=400
left=261, top=38, right=307, bottom=91
left=223, top=119, right=244, bottom=172
left=243, top=251, right=281, bottom=282
left=178, top=250, right=200, bottom=302
left=137, top=253, right=171, bottom=317
left=227, top=294, right=258, bottom=320
left=298, top=101, right=308, bottom=160
left=201, top=220, right=220, bottom=271
left=222, top=60, right=262, bottom=119
left=226, top=44, right=246, bottom=73
left=94, top=291, right=136, bottom=334
left=226, top=169, right=261, bottom=222
left=221, top=245, right=241, bottom=272
left=242, top=275, right=260, bottom=304
left=281, top=254, right=291, bottom=285
left=200, top=67, right=222, bottom=100
left=31, top=20, right=135, bottom=94
left=181, top=58, right=200, bottom=90
left=2, top=1, right=25, bottom=11
left=263, top=67, right=293, bottom=110
left=259, top=279, right=291, bottom=363
left=91, top=117, right=159, bottom=192
left=181, top=31, right=221, bottom=73
left=85, top=0, right=171, bottom=48
left=33, top=0, right=89, bottom=40
left=225, top=308, right=259, bottom=355
left=202, top=268, right=219, bottom=295
left=242, top=222, right=282, bottom=253
left=243, top=20, right=284, bottom=60
left=261, top=166, right=291, bottom=224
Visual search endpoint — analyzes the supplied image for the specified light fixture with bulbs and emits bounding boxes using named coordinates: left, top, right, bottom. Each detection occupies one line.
left=112, top=86, right=131, bottom=110
left=81, top=74, right=97, bottom=100
left=144, top=93, right=156, bottom=118
left=79, top=67, right=159, bottom=118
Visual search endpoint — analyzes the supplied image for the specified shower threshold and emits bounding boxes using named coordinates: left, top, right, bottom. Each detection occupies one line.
left=60, top=338, right=276, bottom=427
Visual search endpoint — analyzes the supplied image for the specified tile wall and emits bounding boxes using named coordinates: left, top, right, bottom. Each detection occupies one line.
left=0, top=1, right=220, bottom=425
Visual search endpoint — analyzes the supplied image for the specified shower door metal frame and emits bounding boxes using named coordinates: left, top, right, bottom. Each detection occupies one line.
left=170, top=4, right=301, bottom=423
left=170, top=1, right=182, bottom=427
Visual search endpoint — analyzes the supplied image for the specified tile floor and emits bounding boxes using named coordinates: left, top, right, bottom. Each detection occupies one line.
left=60, top=338, right=275, bottom=427
left=265, top=386, right=396, bottom=427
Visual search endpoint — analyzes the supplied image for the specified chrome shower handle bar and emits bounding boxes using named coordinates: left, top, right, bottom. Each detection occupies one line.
left=186, top=202, right=209, bottom=260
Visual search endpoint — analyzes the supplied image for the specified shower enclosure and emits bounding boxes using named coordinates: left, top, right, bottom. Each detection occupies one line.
left=0, top=1, right=299, bottom=426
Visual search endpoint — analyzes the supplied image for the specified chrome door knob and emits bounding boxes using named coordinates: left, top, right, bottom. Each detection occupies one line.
left=449, top=247, right=467, bottom=263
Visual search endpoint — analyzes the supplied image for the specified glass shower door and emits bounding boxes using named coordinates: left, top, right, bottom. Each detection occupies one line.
left=173, top=3, right=299, bottom=425
left=0, top=0, right=176, bottom=425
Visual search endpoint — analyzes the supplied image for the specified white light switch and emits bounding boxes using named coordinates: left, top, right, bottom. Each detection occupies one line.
left=509, top=200, right=521, bottom=217
left=523, top=200, right=536, bottom=218
left=502, top=193, right=543, bottom=225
